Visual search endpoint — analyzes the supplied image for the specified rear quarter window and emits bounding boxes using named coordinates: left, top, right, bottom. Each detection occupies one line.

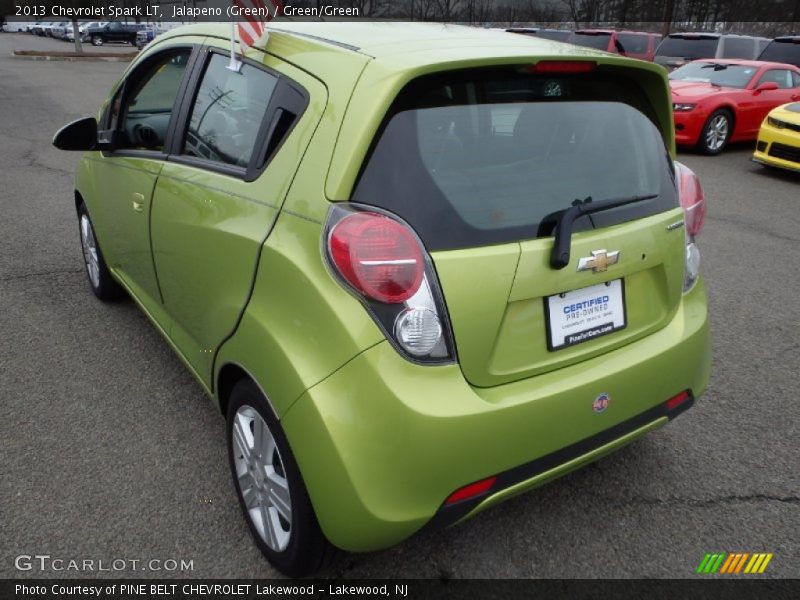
left=721, top=37, right=755, bottom=59
left=352, top=67, right=678, bottom=251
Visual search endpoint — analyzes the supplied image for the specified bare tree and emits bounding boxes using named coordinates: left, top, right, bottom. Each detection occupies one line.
left=433, top=0, right=464, bottom=21
left=661, top=0, right=675, bottom=36
left=66, top=1, right=84, bottom=53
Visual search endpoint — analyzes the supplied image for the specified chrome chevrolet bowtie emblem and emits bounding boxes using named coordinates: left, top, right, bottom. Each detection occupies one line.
left=577, top=249, right=620, bottom=273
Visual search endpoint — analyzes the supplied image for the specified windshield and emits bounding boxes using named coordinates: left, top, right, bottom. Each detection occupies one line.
left=657, top=36, right=719, bottom=59
left=567, top=32, right=611, bottom=50
left=670, top=62, right=758, bottom=88
left=759, top=40, right=800, bottom=67
left=353, top=68, right=678, bottom=251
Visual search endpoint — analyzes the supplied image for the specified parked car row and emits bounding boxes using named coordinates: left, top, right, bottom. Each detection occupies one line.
left=507, top=28, right=800, bottom=68
left=7, top=20, right=161, bottom=46
left=669, top=59, right=800, bottom=154
left=505, top=27, right=800, bottom=162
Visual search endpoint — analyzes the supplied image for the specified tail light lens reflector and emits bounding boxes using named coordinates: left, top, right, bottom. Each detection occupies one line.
left=329, top=212, right=424, bottom=304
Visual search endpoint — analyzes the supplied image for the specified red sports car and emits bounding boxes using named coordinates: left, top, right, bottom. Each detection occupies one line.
left=670, top=59, right=800, bottom=154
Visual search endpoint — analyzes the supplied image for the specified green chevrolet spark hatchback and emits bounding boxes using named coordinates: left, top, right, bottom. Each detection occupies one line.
left=54, top=23, right=711, bottom=575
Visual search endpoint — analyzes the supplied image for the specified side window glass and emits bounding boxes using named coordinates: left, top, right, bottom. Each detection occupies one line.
left=116, top=49, right=192, bottom=151
left=792, top=71, right=800, bottom=88
left=759, top=69, right=792, bottom=89
left=183, top=53, right=278, bottom=168
left=720, top=37, right=753, bottom=59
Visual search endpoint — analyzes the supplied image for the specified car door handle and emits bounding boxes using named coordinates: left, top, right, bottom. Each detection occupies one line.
left=132, top=193, right=145, bottom=213
left=792, top=94, right=800, bottom=100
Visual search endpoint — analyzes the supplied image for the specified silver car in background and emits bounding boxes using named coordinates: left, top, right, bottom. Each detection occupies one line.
left=655, top=32, right=770, bottom=70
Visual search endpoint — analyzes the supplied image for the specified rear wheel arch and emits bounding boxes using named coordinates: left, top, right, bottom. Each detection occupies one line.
left=217, top=363, right=250, bottom=418
left=217, top=363, right=281, bottom=421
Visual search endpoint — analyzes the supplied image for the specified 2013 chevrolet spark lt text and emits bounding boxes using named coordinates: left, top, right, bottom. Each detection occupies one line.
left=53, top=23, right=711, bottom=576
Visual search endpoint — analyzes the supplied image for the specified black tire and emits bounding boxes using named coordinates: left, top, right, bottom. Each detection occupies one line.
left=91, top=35, right=102, bottom=46
left=226, top=379, right=337, bottom=577
left=697, top=109, right=732, bottom=155
left=77, top=202, right=124, bottom=302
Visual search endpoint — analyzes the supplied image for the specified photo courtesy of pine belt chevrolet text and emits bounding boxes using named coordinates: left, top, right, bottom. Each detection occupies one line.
left=53, top=22, right=711, bottom=577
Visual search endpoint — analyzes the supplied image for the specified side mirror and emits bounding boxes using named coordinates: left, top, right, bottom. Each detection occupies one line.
left=755, top=81, right=779, bottom=93
left=52, top=117, right=98, bottom=151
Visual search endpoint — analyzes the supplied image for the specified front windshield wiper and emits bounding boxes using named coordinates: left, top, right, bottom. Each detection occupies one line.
left=550, top=194, right=658, bottom=269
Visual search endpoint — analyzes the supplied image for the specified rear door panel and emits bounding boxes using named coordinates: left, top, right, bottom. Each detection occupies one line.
left=150, top=48, right=327, bottom=385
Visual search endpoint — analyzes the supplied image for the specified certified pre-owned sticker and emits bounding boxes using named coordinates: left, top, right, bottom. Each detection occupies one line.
left=546, top=280, right=627, bottom=350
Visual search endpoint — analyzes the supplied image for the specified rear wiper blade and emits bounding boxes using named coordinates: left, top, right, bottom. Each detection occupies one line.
left=550, top=194, right=658, bottom=269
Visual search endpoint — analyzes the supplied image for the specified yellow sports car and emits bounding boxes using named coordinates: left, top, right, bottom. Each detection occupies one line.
left=753, top=102, right=800, bottom=173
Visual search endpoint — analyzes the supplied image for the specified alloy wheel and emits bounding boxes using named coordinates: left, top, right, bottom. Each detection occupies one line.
left=79, top=214, right=100, bottom=289
left=705, top=114, right=729, bottom=152
left=232, top=405, right=293, bottom=552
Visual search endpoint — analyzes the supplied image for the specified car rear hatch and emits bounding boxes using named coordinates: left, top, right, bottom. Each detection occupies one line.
left=350, top=60, right=686, bottom=388
left=655, top=33, right=721, bottom=68
left=758, top=37, right=800, bottom=67
left=567, top=31, right=613, bottom=51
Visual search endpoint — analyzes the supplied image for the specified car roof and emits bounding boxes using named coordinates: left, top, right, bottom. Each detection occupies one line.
left=687, top=58, right=798, bottom=69
left=574, top=29, right=656, bottom=36
left=161, top=21, right=599, bottom=60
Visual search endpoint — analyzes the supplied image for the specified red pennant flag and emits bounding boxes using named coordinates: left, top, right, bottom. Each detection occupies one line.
left=234, top=0, right=282, bottom=53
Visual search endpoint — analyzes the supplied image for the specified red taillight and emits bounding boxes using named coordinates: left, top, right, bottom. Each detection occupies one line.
left=676, top=163, right=706, bottom=237
left=527, top=60, right=597, bottom=74
left=666, top=390, right=690, bottom=410
left=328, top=212, right=424, bottom=304
left=445, top=476, right=497, bottom=505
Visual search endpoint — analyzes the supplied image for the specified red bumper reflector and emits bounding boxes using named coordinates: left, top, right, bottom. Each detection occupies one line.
left=445, top=476, right=497, bottom=505
left=666, top=391, right=690, bottom=410
left=528, top=61, right=597, bottom=74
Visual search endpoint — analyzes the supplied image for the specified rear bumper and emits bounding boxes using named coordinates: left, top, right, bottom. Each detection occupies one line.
left=282, top=278, right=711, bottom=552
left=426, top=393, right=691, bottom=530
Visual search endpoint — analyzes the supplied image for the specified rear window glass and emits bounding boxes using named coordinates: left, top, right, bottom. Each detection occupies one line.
left=535, top=30, right=571, bottom=42
left=567, top=32, right=611, bottom=50
left=353, top=68, right=678, bottom=251
left=758, top=40, right=800, bottom=67
left=657, top=36, right=719, bottom=59
left=617, top=34, right=649, bottom=54
left=669, top=61, right=758, bottom=88
left=720, top=37, right=754, bottom=59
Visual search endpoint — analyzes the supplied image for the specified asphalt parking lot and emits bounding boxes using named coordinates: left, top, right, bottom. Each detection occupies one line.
left=1, top=33, right=798, bottom=580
